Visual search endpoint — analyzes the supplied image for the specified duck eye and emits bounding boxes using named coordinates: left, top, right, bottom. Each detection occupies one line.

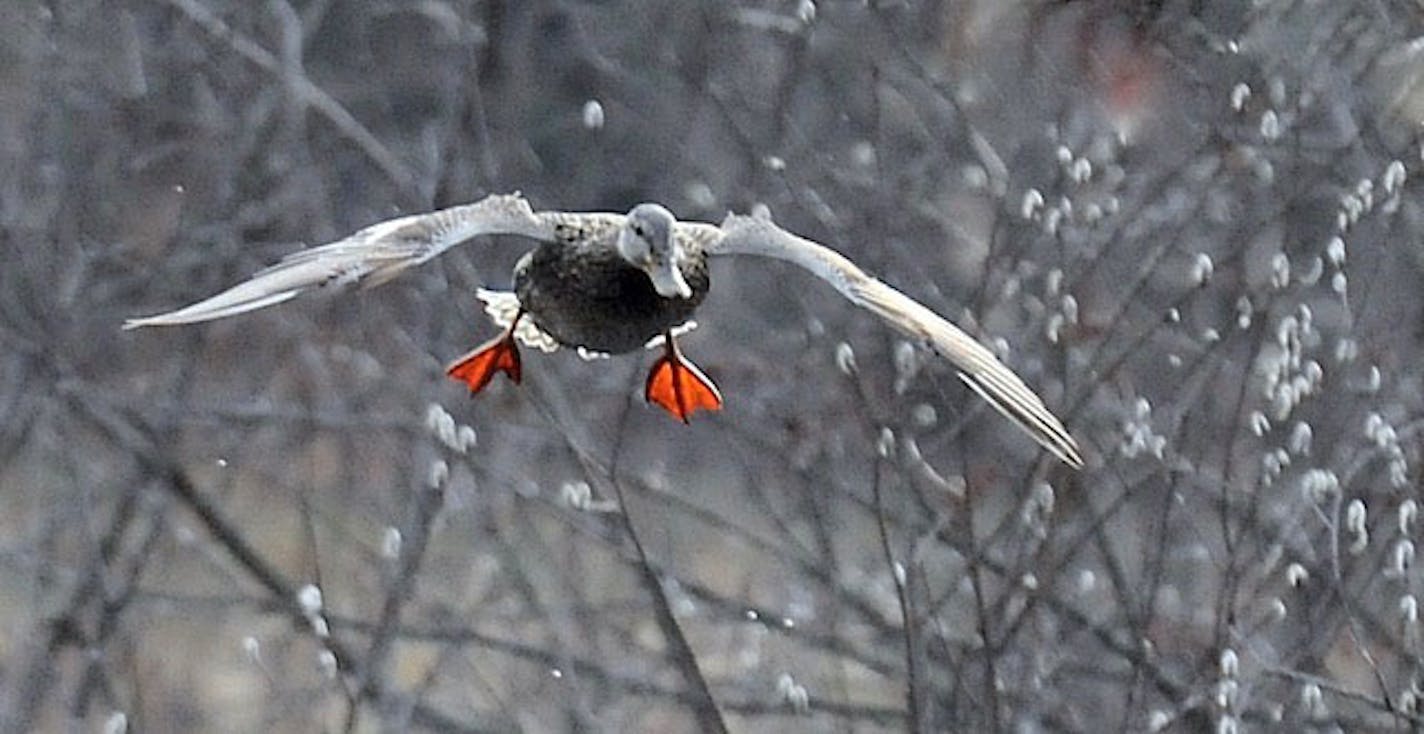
left=631, top=222, right=646, bottom=238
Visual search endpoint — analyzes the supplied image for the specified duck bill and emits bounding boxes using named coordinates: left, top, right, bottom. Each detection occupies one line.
left=648, top=263, right=693, bottom=299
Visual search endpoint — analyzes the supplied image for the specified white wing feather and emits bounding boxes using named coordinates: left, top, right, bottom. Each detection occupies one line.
left=124, top=193, right=552, bottom=329
left=707, top=212, right=1083, bottom=469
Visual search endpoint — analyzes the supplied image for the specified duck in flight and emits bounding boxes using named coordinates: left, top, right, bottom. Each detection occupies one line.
left=126, top=194, right=1083, bottom=468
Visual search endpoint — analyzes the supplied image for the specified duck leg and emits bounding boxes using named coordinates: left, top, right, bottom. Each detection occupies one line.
left=645, top=333, right=722, bottom=423
left=446, top=310, right=524, bottom=393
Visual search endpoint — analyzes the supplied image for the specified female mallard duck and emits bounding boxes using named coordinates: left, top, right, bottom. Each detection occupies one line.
left=126, top=194, right=1083, bottom=468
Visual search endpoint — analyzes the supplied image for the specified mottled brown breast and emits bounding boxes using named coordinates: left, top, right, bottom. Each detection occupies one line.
left=513, top=219, right=709, bottom=354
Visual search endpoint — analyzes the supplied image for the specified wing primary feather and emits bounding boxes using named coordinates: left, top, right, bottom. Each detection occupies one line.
left=124, top=193, right=550, bottom=329
left=122, top=289, right=303, bottom=329
left=709, top=212, right=1083, bottom=468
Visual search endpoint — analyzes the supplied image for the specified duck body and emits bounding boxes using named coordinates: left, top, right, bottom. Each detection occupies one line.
left=446, top=205, right=724, bottom=422
left=513, top=219, right=709, bottom=354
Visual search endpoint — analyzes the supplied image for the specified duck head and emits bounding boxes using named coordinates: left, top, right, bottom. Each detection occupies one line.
left=617, top=203, right=692, bottom=299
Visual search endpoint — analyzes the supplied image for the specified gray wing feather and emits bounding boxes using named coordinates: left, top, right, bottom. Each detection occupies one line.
left=707, top=212, right=1083, bottom=469
left=124, top=193, right=552, bottom=329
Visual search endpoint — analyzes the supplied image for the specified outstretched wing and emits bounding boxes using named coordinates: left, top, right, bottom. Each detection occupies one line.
left=708, top=212, right=1083, bottom=469
left=124, top=193, right=553, bottom=329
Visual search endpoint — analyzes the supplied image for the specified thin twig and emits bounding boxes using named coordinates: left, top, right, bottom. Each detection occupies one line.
left=598, top=380, right=729, bottom=733
left=61, top=385, right=513, bottom=733
left=158, top=0, right=422, bottom=206
left=353, top=452, right=449, bottom=729
left=871, top=448, right=926, bottom=731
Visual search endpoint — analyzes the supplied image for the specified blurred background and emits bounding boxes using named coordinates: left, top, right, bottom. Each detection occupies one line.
left=3, top=0, right=1424, bottom=731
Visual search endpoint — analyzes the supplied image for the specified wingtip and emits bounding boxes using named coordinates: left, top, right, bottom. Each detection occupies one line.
left=1033, top=430, right=1086, bottom=471
left=121, top=316, right=163, bottom=331
left=957, top=371, right=1085, bottom=470
left=119, top=312, right=206, bottom=330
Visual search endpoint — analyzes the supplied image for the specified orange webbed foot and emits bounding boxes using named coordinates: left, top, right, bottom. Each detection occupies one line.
left=446, top=333, right=522, bottom=394
left=645, top=339, right=722, bottom=423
